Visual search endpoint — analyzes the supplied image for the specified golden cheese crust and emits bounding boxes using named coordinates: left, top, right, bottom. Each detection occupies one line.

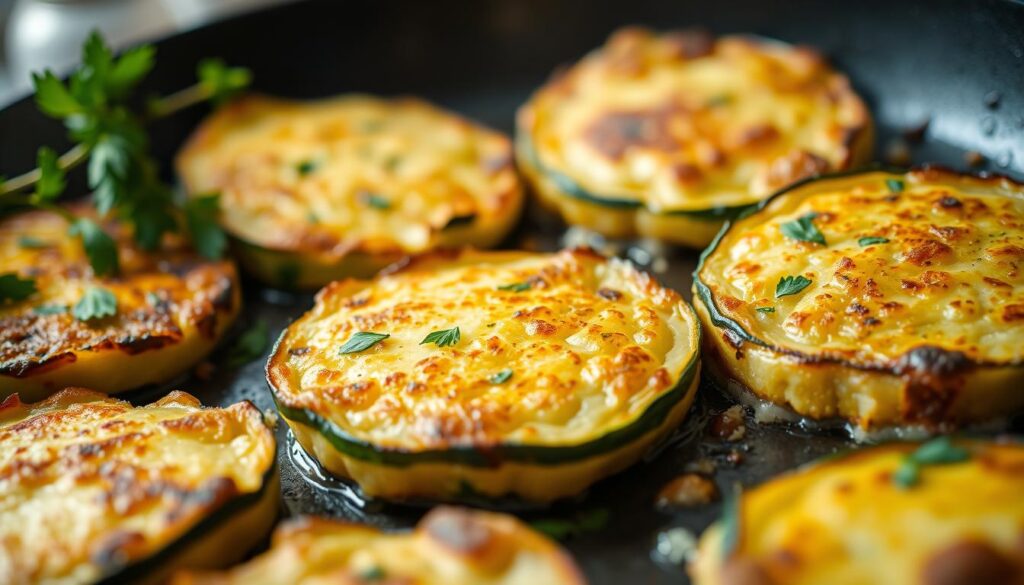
left=177, top=95, right=524, bottom=287
left=695, top=168, right=1024, bottom=431
left=516, top=27, right=872, bottom=247
left=267, top=248, right=700, bottom=500
left=0, top=388, right=277, bottom=585
left=173, top=506, right=587, bottom=585
left=270, top=248, right=694, bottom=448
left=0, top=207, right=240, bottom=400
left=691, top=440, right=1024, bottom=585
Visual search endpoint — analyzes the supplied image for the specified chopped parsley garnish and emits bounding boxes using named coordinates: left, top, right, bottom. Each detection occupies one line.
left=0, top=273, right=36, bottom=303
left=306, top=211, right=320, bottom=224
left=339, top=331, right=390, bottom=354
left=227, top=319, right=270, bottom=367
left=858, top=236, right=890, bottom=247
left=779, top=212, right=826, bottom=245
left=361, top=192, right=391, bottom=210
left=489, top=369, right=513, bottom=384
left=358, top=566, right=386, bottom=581
left=17, top=235, right=49, bottom=249
left=755, top=306, right=776, bottom=313
left=892, top=436, right=970, bottom=489
left=296, top=159, right=319, bottom=176
left=420, top=326, right=460, bottom=347
left=68, top=217, right=119, bottom=277
left=775, top=275, right=812, bottom=298
left=497, top=282, right=531, bottom=292
left=706, top=94, right=732, bottom=107
left=33, top=304, right=68, bottom=315
left=73, top=286, right=117, bottom=321
left=885, top=178, right=905, bottom=193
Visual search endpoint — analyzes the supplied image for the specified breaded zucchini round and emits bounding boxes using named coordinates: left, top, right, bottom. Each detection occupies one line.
left=267, top=248, right=700, bottom=502
left=516, top=27, right=872, bottom=247
left=177, top=95, right=524, bottom=288
left=173, top=506, right=586, bottom=585
left=0, top=388, right=278, bottom=585
left=0, top=207, right=240, bottom=401
left=694, top=168, right=1024, bottom=435
left=691, top=440, right=1024, bottom=585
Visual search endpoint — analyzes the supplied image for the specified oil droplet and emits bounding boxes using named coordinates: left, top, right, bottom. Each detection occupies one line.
left=652, top=526, right=700, bottom=568
left=980, top=116, right=997, bottom=137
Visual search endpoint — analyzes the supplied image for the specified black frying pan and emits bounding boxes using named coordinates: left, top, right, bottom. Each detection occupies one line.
left=1, top=1, right=1021, bottom=583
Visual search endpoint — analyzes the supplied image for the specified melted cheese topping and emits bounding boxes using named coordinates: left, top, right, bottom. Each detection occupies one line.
left=177, top=95, right=522, bottom=257
left=519, top=27, right=870, bottom=211
left=0, top=388, right=275, bottom=585
left=173, top=507, right=585, bottom=585
left=0, top=207, right=238, bottom=381
left=693, top=441, right=1024, bottom=585
left=699, top=170, right=1024, bottom=365
left=269, top=249, right=698, bottom=449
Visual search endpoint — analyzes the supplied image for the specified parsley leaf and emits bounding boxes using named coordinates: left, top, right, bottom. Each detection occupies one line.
left=755, top=306, right=775, bottom=313
left=775, top=275, right=812, bottom=298
left=779, top=212, right=826, bottom=245
left=489, top=369, right=513, bottom=384
left=227, top=319, right=270, bottom=367
left=296, top=159, right=318, bottom=176
left=0, top=273, right=37, bottom=303
left=361, top=192, right=391, bottom=210
left=531, top=509, right=609, bottom=541
left=858, top=236, right=890, bottom=247
left=184, top=194, right=227, bottom=259
left=68, top=218, right=119, bottom=277
left=31, top=71, right=82, bottom=118
left=17, top=235, right=49, bottom=249
left=34, top=147, right=67, bottom=203
left=497, top=282, right=531, bottom=292
left=358, top=566, right=386, bottom=581
left=106, top=44, right=155, bottom=98
left=33, top=304, right=68, bottom=315
left=885, top=178, right=905, bottom=193
left=73, top=286, right=117, bottom=321
left=892, top=437, right=970, bottom=489
left=340, top=332, right=390, bottom=354
left=421, top=326, right=461, bottom=347
left=198, top=59, right=252, bottom=105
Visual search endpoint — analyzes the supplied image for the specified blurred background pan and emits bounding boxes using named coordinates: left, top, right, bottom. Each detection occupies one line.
left=0, top=1, right=1021, bottom=583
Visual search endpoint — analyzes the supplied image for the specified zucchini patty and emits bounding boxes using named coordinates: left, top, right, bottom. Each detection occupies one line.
left=173, top=506, right=586, bottom=584
left=517, top=27, right=872, bottom=247
left=691, top=440, right=1024, bottom=585
left=694, top=168, right=1024, bottom=434
left=177, top=95, right=524, bottom=288
left=0, top=388, right=278, bottom=585
left=267, top=248, right=701, bottom=501
left=0, top=207, right=240, bottom=401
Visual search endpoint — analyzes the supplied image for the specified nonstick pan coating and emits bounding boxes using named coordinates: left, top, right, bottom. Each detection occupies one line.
left=0, top=1, right=1021, bottom=583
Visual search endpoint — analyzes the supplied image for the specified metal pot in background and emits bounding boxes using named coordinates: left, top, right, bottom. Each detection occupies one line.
left=1, top=0, right=290, bottom=104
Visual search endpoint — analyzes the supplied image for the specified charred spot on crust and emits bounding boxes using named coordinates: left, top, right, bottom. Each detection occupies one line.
left=937, top=196, right=964, bottom=209
left=920, top=540, right=1020, bottom=585
left=894, top=346, right=972, bottom=424
left=0, top=352, right=77, bottom=377
left=662, top=29, right=715, bottom=60
left=582, top=106, right=682, bottom=160
left=596, top=287, right=623, bottom=301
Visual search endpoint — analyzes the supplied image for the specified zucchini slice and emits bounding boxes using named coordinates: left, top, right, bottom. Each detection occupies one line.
left=173, top=506, right=587, bottom=584
left=694, top=167, right=1024, bottom=434
left=691, top=440, right=1024, bottom=585
left=0, top=206, right=240, bottom=401
left=267, top=248, right=701, bottom=502
left=516, top=27, right=872, bottom=248
left=0, top=388, right=278, bottom=585
left=177, top=95, right=524, bottom=289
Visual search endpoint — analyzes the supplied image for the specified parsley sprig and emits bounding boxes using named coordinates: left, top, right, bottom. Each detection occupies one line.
left=0, top=32, right=250, bottom=282
left=892, top=437, right=970, bottom=489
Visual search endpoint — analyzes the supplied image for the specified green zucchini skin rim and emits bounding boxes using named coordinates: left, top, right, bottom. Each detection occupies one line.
left=692, top=164, right=1024, bottom=372
left=268, top=306, right=702, bottom=469
left=516, top=134, right=754, bottom=220
left=96, top=435, right=278, bottom=584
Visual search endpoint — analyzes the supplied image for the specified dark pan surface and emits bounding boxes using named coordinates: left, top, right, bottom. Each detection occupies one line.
left=1, top=1, right=1022, bottom=583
